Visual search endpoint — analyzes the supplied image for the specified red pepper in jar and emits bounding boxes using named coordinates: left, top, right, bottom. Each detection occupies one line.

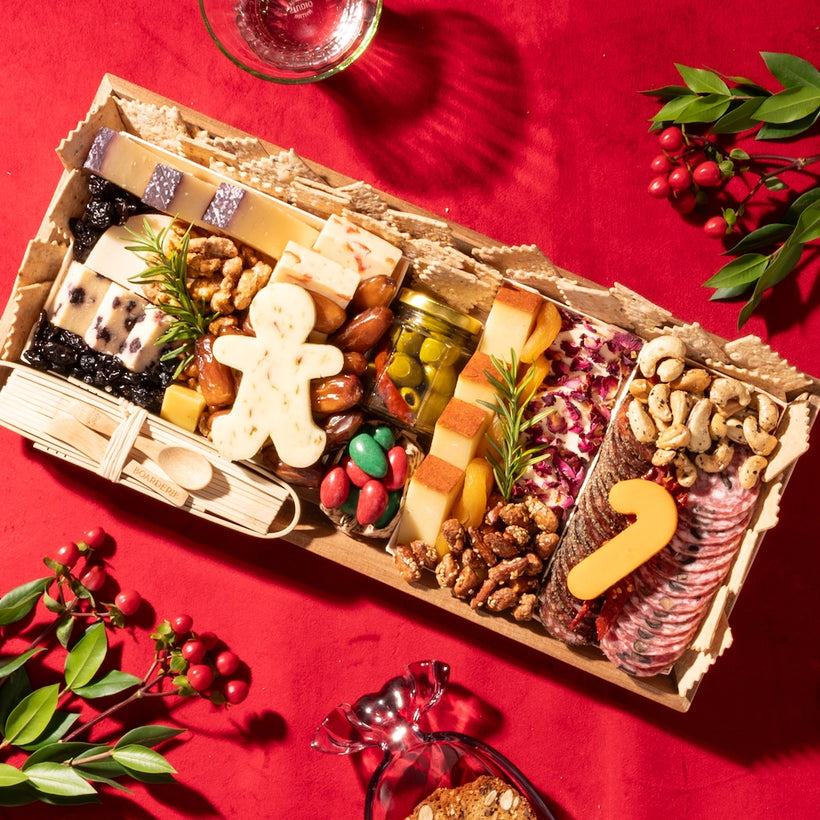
left=373, top=348, right=415, bottom=425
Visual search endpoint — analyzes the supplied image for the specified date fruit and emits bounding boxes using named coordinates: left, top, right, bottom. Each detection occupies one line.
left=310, top=373, right=363, bottom=415
left=329, top=306, right=392, bottom=353
left=309, top=290, right=348, bottom=334
left=195, top=334, right=236, bottom=408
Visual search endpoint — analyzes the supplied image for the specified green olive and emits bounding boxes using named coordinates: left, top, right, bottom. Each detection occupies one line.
left=399, top=386, right=421, bottom=411
left=395, top=329, right=424, bottom=357
left=387, top=353, right=424, bottom=387
left=428, top=364, right=457, bottom=397
left=416, top=389, right=451, bottom=430
left=419, top=336, right=459, bottom=366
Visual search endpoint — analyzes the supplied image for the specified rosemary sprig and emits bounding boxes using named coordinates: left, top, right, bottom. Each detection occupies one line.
left=125, top=218, right=217, bottom=378
left=478, top=351, right=551, bottom=501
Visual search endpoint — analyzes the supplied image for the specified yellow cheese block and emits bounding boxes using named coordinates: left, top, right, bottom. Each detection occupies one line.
left=566, top=479, right=679, bottom=601
left=160, top=384, right=207, bottom=432
left=429, top=397, right=491, bottom=471
left=452, top=351, right=501, bottom=410
left=395, top=455, right=465, bottom=548
left=479, top=285, right=543, bottom=362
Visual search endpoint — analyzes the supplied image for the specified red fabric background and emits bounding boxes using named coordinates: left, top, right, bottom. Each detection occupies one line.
left=1, top=1, right=819, bottom=818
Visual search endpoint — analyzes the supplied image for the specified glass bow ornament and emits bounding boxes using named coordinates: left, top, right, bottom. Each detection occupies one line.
left=312, top=660, right=556, bottom=819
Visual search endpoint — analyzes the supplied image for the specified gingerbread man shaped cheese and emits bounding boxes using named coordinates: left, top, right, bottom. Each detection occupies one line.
left=210, top=282, right=344, bottom=468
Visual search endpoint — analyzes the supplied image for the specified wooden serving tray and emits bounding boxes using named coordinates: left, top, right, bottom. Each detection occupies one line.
left=1, top=75, right=818, bottom=711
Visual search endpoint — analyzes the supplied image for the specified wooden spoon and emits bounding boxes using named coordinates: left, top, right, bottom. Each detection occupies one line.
left=65, top=401, right=214, bottom=491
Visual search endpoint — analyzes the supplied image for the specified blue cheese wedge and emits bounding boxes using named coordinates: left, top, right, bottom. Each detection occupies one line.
left=83, top=283, right=146, bottom=357
left=50, top=262, right=112, bottom=336
left=271, top=241, right=360, bottom=308
left=210, top=282, right=343, bottom=467
left=119, top=307, right=171, bottom=371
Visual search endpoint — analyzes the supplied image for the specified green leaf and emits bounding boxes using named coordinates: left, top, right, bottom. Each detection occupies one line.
left=41, top=591, right=64, bottom=614
left=757, top=108, right=820, bottom=139
left=72, top=670, right=142, bottom=699
left=3, top=684, right=59, bottom=746
left=0, top=578, right=50, bottom=626
left=73, top=768, right=132, bottom=792
left=0, top=783, right=38, bottom=807
left=111, top=744, right=177, bottom=775
left=24, top=762, right=97, bottom=797
left=676, top=63, right=731, bottom=95
left=19, top=710, right=80, bottom=751
left=64, top=621, right=107, bottom=691
left=761, top=51, right=820, bottom=90
left=116, top=724, right=185, bottom=749
left=0, top=668, right=31, bottom=729
left=783, top=189, right=820, bottom=223
left=674, top=94, right=732, bottom=123
left=753, top=85, right=820, bottom=124
left=23, top=741, right=96, bottom=768
left=710, top=283, right=754, bottom=301
left=0, top=764, right=27, bottom=787
left=0, top=647, right=46, bottom=680
left=711, top=98, right=766, bottom=133
left=738, top=242, right=806, bottom=327
left=55, top=614, right=74, bottom=649
left=651, top=94, right=698, bottom=122
left=791, top=202, right=820, bottom=244
left=640, top=83, right=690, bottom=99
left=725, top=224, right=793, bottom=254
left=729, top=148, right=751, bottom=160
left=763, top=176, right=789, bottom=192
left=704, top=253, right=770, bottom=289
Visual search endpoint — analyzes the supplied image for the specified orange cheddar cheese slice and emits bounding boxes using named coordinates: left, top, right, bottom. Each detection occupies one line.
left=566, top=479, right=678, bottom=601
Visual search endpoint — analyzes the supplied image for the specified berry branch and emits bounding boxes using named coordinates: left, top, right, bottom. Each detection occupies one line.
left=0, top=527, right=249, bottom=807
left=642, top=52, right=820, bottom=329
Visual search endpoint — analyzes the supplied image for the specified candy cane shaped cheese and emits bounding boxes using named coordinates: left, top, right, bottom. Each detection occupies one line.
left=210, top=282, right=343, bottom=468
left=566, top=479, right=678, bottom=601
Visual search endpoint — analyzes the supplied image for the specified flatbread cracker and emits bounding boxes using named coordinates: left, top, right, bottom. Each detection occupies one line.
left=57, top=98, right=126, bottom=171
left=724, top=336, right=813, bottom=395
left=289, top=177, right=351, bottom=217
left=116, top=99, right=189, bottom=150
left=670, top=323, right=727, bottom=367
left=341, top=209, right=408, bottom=246
left=386, top=209, right=453, bottom=244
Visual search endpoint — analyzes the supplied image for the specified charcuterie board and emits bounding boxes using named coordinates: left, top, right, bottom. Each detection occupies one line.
left=1, top=75, right=817, bottom=711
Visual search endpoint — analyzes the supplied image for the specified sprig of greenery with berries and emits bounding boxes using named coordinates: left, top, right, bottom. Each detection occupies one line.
left=642, top=52, right=820, bottom=328
left=0, top=527, right=248, bottom=807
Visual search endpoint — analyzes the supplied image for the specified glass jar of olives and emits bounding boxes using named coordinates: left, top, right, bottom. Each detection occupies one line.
left=364, top=289, right=482, bottom=435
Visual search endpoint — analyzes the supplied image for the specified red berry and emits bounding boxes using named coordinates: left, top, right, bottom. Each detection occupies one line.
left=693, top=161, right=722, bottom=187
left=54, top=542, right=81, bottom=569
left=650, top=154, right=674, bottom=174
left=658, top=126, right=684, bottom=151
left=667, top=166, right=691, bottom=191
left=224, top=679, right=249, bottom=704
left=81, top=527, right=106, bottom=550
left=671, top=190, right=697, bottom=214
left=80, top=565, right=106, bottom=592
left=647, top=176, right=671, bottom=199
left=215, top=651, right=240, bottom=677
left=182, top=640, right=207, bottom=664
left=704, top=216, right=728, bottom=237
left=170, top=614, right=194, bottom=635
left=114, top=589, right=142, bottom=616
left=187, top=664, right=214, bottom=692
left=198, top=630, right=219, bottom=650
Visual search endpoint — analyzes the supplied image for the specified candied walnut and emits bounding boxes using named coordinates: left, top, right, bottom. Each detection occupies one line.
left=532, top=531, right=559, bottom=560
left=410, top=540, right=437, bottom=571
left=461, top=548, right=485, bottom=575
left=209, top=315, right=242, bottom=336
left=486, top=586, right=517, bottom=612
left=188, top=236, right=239, bottom=258
left=467, top=527, right=499, bottom=567
left=187, top=255, right=224, bottom=275
left=453, top=565, right=480, bottom=599
left=484, top=499, right=506, bottom=527
left=435, top=553, right=459, bottom=588
left=484, top=531, right=520, bottom=559
left=470, top=578, right=498, bottom=610
left=394, top=543, right=422, bottom=583
left=512, top=593, right=538, bottom=621
left=504, top=525, right=531, bottom=549
left=488, top=553, right=543, bottom=584
left=234, top=261, right=273, bottom=311
left=524, top=494, right=559, bottom=533
left=222, top=255, right=244, bottom=279
left=498, top=502, right=530, bottom=529
left=211, top=287, right=235, bottom=315
left=508, top=576, right=538, bottom=596
left=189, top=276, right=220, bottom=303
left=440, top=519, right=466, bottom=555
left=240, top=244, right=260, bottom=267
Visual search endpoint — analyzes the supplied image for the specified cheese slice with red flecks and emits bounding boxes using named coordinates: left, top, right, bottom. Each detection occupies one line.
left=271, top=241, right=360, bottom=308
left=313, top=214, right=402, bottom=280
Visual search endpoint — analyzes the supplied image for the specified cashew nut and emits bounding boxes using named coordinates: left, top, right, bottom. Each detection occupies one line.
left=656, top=422, right=691, bottom=451
left=695, top=441, right=735, bottom=473
left=674, top=452, right=698, bottom=488
left=656, top=357, right=686, bottom=384
left=648, top=383, right=672, bottom=424
left=670, top=368, right=712, bottom=394
left=686, top=398, right=712, bottom=454
left=628, top=378, right=652, bottom=403
left=627, top=398, right=657, bottom=443
left=636, top=335, right=687, bottom=378
left=755, top=393, right=779, bottom=433
left=652, top=448, right=677, bottom=467
left=738, top=455, right=768, bottom=490
left=709, top=413, right=745, bottom=444
left=742, top=415, right=778, bottom=456
left=670, top=390, right=693, bottom=425
left=709, top=377, right=751, bottom=415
